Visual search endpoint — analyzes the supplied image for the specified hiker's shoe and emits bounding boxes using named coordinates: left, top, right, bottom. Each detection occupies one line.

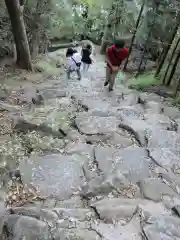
left=104, top=81, right=108, bottom=86
left=109, top=87, right=113, bottom=92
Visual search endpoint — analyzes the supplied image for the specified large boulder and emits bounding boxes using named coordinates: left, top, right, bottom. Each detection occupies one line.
left=140, top=178, right=179, bottom=202
left=95, top=146, right=152, bottom=183
left=91, top=198, right=138, bottom=223
left=143, top=214, right=180, bottom=240
left=75, top=113, right=119, bottom=135
left=19, top=154, right=86, bottom=200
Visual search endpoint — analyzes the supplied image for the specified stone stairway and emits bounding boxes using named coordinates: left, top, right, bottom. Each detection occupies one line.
left=1, top=54, right=180, bottom=239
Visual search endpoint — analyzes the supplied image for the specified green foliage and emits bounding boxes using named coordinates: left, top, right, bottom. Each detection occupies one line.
left=127, top=72, right=160, bottom=90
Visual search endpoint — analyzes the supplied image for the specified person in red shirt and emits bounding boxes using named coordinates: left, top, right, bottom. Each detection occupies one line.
left=104, top=39, right=128, bottom=91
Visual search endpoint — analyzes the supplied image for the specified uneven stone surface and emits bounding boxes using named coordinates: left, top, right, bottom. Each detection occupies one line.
left=91, top=198, right=138, bottom=223
left=143, top=215, right=180, bottom=240
left=150, top=148, right=180, bottom=170
left=95, top=146, right=152, bottom=182
left=140, top=178, right=179, bottom=201
left=75, top=114, right=119, bottom=135
left=19, top=154, right=86, bottom=199
left=1, top=49, right=180, bottom=239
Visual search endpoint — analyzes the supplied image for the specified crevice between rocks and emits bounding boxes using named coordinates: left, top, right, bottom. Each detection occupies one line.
left=118, top=123, right=142, bottom=146
left=14, top=119, right=67, bottom=139
left=145, top=148, right=162, bottom=168
left=71, top=95, right=89, bottom=112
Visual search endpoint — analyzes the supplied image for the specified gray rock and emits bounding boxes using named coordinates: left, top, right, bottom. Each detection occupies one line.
left=13, top=216, right=49, bottom=240
left=41, top=88, right=66, bottom=99
left=0, top=102, right=21, bottom=112
left=176, top=118, right=180, bottom=133
left=91, top=198, right=138, bottom=223
left=145, top=101, right=163, bottom=114
left=120, top=119, right=152, bottom=145
left=0, top=202, right=7, bottom=237
left=15, top=87, right=43, bottom=105
left=14, top=118, right=65, bottom=138
left=19, top=154, right=86, bottom=200
left=85, top=132, right=134, bottom=148
left=162, top=105, right=180, bottom=119
left=138, top=199, right=170, bottom=219
left=93, top=219, right=142, bottom=240
left=150, top=148, right=180, bottom=170
left=116, top=105, right=144, bottom=121
left=81, top=174, right=114, bottom=197
left=140, top=178, right=179, bottom=201
left=78, top=98, right=111, bottom=113
left=81, top=170, right=140, bottom=198
left=147, top=129, right=180, bottom=153
left=144, top=113, right=173, bottom=130
left=172, top=205, right=180, bottom=217
left=11, top=207, right=58, bottom=223
left=66, top=129, right=86, bottom=142
left=43, top=199, right=56, bottom=208
left=53, top=208, right=94, bottom=221
left=95, top=146, right=152, bottom=182
left=55, top=196, right=84, bottom=209
left=143, top=214, right=180, bottom=240
left=65, top=142, right=94, bottom=161
left=140, top=93, right=162, bottom=103
left=106, top=133, right=134, bottom=148
left=75, top=114, right=119, bottom=135
left=54, top=228, right=101, bottom=240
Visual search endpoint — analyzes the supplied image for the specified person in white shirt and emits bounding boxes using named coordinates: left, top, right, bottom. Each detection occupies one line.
left=66, top=48, right=82, bottom=80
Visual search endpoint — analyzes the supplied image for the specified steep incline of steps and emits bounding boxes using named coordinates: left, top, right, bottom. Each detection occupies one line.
left=1, top=52, right=180, bottom=239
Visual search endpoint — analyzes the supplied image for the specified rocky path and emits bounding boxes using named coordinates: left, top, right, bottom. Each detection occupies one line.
left=1, top=52, right=180, bottom=239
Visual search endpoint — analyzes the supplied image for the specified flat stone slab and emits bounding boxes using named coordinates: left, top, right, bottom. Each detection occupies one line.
left=147, top=129, right=180, bottom=153
left=93, top=219, right=142, bottom=240
left=95, top=146, right=152, bottom=182
left=91, top=198, right=138, bottom=223
left=7, top=215, right=49, bottom=240
left=143, top=214, right=180, bottom=240
left=150, top=148, right=180, bottom=170
left=75, top=114, right=119, bottom=135
left=19, top=154, right=86, bottom=200
left=162, top=105, right=180, bottom=119
left=116, top=105, right=144, bottom=121
left=144, top=113, right=174, bottom=130
left=140, top=178, right=179, bottom=202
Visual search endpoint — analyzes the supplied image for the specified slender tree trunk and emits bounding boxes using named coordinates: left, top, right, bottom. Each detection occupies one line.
left=100, top=0, right=117, bottom=54
left=162, top=35, right=180, bottom=84
left=175, top=76, right=180, bottom=96
left=30, top=0, right=44, bottom=59
left=5, top=0, right=32, bottom=70
left=166, top=50, right=180, bottom=86
left=31, top=30, right=40, bottom=59
left=124, top=0, right=145, bottom=70
left=155, top=12, right=180, bottom=77
left=136, top=2, right=158, bottom=76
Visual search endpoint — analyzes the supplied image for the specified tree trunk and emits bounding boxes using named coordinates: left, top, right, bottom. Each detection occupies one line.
left=124, top=0, right=145, bottom=70
left=166, top=50, right=180, bottom=86
left=136, top=2, right=158, bottom=76
left=31, top=30, right=40, bottom=59
left=4, top=0, right=32, bottom=70
left=175, top=76, right=180, bottom=96
left=162, top=35, right=180, bottom=84
left=100, top=25, right=112, bottom=54
left=30, top=0, right=45, bottom=59
left=155, top=12, right=180, bottom=77
left=100, top=0, right=117, bottom=54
